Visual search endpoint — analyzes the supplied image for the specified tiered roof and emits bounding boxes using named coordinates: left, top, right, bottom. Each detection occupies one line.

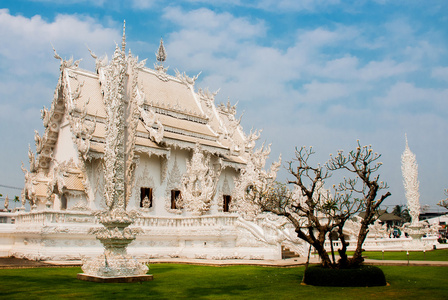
left=61, top=46, right=250, bottom=161
left=22, top=35, right=257, bottom=205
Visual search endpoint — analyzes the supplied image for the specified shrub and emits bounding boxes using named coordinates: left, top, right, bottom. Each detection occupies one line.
left=304, top=265, right=386, bottom=287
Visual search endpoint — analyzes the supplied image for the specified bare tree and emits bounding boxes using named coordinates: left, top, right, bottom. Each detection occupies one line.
left=252, top=141, right=391, bottom=269
left=438, top=189, right=448, bottom=210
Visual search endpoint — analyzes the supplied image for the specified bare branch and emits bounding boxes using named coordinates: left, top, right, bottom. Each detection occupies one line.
left=246, top=141, right=391, bottom=269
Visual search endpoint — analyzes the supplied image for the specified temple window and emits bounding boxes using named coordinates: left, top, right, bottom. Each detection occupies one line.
left=140, top=187, right=153, bottom=208
left=61, top=194, right=67, bottom=210
left=171, top=190, right=181, bottom=209
left=223, top=195, right=231, bottom=212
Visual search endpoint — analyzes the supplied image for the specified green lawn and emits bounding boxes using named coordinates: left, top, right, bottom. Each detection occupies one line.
left=1, top=264, right=447, bottom=299
left=353, top=249, right=448, bottom=261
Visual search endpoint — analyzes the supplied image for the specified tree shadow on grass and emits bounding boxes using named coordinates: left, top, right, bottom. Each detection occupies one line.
left=183, top=284, right=250, bottom=299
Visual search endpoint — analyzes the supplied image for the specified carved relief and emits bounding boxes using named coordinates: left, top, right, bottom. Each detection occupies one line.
left=217, top=176, right=233, bottom=213
left=21, top=162, right=36, bottom=207
left=160, top=156, right=169, bottom=183
left=91, top=159, right=105, bottom=204
left=216, top=99, right=247, bottom=154
left=165, top=158, right=183, bottom=214
left=232, top=145, right=281, bottom=220
left=136, top=89, right=164, bottom=144
left=135, top=162, right=156, bottom=212
left=45, top=158, right=87, bottom=209
left=178, top=145, right=221, bottom=215
left=100, top=44, right=128, bottom=210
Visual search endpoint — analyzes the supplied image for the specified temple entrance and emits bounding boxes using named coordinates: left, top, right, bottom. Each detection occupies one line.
left=140, top=187, right=153, bottom=208
left=171, top=190, right=181, bottom=209
left=60, top=194, right=67, bottom=210
left=223, top=195, right=231, bottom=212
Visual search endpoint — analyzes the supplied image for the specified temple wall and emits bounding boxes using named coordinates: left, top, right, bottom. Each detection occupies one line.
left=212, top=167, right=238, bottom=214
left=0, top=212, right=282, bottom=261
left=0, top=223, right=15, bottom=257
left=79, top=147, right=241, bottom=218
left=130, top=153, right=163, bottom=214
left=87, top=158, right=105, bottom=210
left=52, top=116, right=79, bottom=165
left=1, top=210, right=440, bottom=261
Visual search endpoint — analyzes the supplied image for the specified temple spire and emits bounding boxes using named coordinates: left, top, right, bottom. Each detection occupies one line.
left=401, top=134, right=420, bottom=226
left=121, top=20, right=126, bottom=53
left=156, top=38, right=167, bottom=63
left=405, top=133, right=409, bottom=149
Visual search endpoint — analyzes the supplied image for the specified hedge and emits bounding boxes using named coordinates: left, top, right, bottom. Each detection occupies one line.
left=304, top=265, right=386, bottom=287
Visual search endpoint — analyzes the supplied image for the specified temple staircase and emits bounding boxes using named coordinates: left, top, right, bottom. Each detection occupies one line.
left=281, top=246, right=301, bottom=259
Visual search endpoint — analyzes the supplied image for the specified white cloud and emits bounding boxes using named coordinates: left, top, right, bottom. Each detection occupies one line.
left=320, top=56, right=359, bottom=79
left=30, top=0, right=107, bottom=6
left=247, top=0, right=341, bottom=12
left=296, top=26, right=359, bottom=50
left=166, top=0, right=341, bottom=12
left=0, top=9, right=120, bottom=116
left=163, top=7, right=266, bottom=40
left=161, top=7, right=446, bottom=116
left=0, top=9, right=119, bottom=75
left=0, top=9, right=121, bottom=190
left=131, top=0, right=157, bottom=9
left=432, top=66, right=448, bottom=82
left=374, top=81, right=448, bottom=111
left=358, top=60, right=417, bottom=81
left=298, top=81, right=350, bottom=103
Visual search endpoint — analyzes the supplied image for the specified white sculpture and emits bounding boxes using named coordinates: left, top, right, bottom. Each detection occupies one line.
left=180, top=144, right=220, bottom=215
left=401, top=135, right=420, bottom=226
left=233, top=145, right=281, bottom=221
left=401, top=134, right=425, bottom=241
left=3, top=195, right=9, bottom=211
left=79, top=23, right=150, bottom=281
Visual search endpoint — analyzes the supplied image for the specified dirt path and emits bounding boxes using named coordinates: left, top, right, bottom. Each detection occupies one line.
left=0, top=257, right=60, bottom=269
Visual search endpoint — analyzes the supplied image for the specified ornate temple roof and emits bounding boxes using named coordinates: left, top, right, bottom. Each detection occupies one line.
left=56, top=40, right=252, bottom=161
left=21, top=32, right=262, bottom=206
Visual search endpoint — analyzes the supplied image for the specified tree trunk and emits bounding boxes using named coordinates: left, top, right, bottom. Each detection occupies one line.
left=313, top=241, right=333, bottom=268
left=349, top=221, right=369, bottom=266
left=337, top=226, right=349, bottom=268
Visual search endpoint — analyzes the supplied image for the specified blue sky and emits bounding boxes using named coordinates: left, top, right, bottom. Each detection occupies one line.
left=0, top=0, right=447, bottom=211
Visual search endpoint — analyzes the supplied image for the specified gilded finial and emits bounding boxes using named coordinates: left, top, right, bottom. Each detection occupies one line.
left=156, top=38, right=167, bottom=63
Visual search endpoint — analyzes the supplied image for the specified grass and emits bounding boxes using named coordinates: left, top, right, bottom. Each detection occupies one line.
left=0, top=264, right=447, bottom=299
left=348, top=249, right=448, bottom=261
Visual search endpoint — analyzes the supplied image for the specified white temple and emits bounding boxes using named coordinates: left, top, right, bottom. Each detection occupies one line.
left=0, top=30, right=440, bottom=262
left=0, top=28, right=304, bottom=261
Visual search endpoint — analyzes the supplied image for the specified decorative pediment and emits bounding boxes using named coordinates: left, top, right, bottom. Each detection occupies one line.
left=47, top=159, right=86, bottom=199
left=175, top=69, right=201, bottom=87
left=137, top=91, right=164, bottom=144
